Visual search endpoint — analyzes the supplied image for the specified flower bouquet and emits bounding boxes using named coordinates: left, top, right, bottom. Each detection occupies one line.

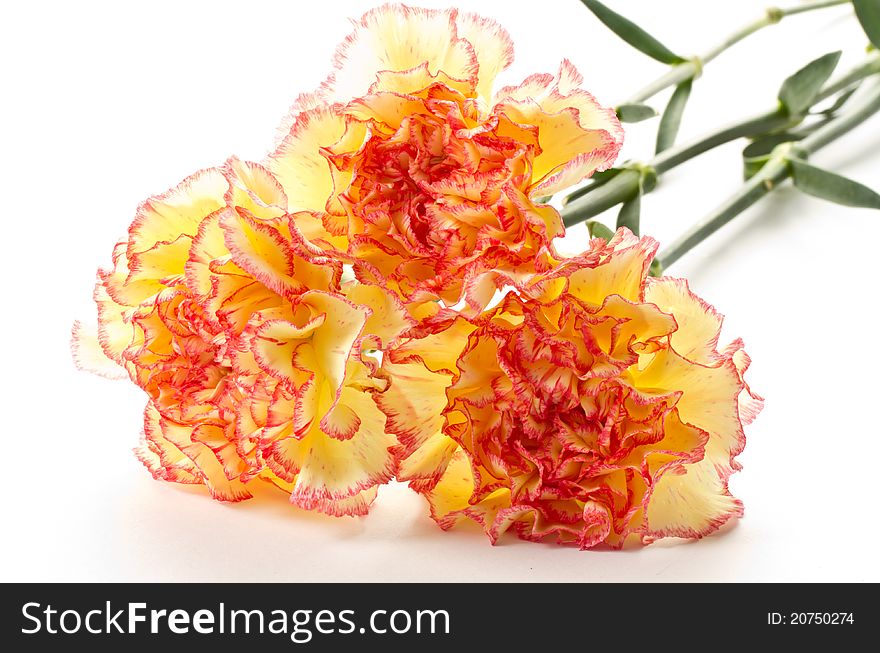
left=73, top=0, right=879, bottom=549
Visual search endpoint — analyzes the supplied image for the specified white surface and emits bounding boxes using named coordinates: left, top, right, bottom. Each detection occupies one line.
left=2, top=0, right=878, bottom=582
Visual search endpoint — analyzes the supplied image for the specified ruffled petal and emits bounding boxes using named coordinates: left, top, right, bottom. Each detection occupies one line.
left=223, top=157, right=288, bottom=221
left=300, top=292, right=370, bottom=393
left=631, top=347, right=745, bottom=469
left=288, top=393, right=396, bottom=504
left=455, top=11, right=514, bottom=100
left=645, top=277, right=723, bottom=365
left=268, top=103, right=347, bottom=215
left=295, top=486, right=380, bottom=517
left=128, top=167, right=228, bottom=257
left=420, top=447, right=482, bottom=526
left=320, top=5, right=478, bottom=103
left=342, top=282, right=414, bottom=349
left=220, top=209, right=298, bottom=297
left=380, top=360, right=456, bottom=482
left=142, top=405, right=252, bottom=502
left=398, top=228, right=759, bottom=548
left=645, top=457, right=743, bottom=538
left=494, top=61, right=623, bottom=195
left=70, top=321, right=127, bottom=379
left=561, top=230, right=656, bottom=305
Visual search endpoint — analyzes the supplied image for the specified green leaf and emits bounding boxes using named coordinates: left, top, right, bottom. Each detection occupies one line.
left=590, top=168, right=624, bottom=185
left=741, top=118, right=842, bottom=180
left=648, top=258, right=663, bottom=277
left=616, top=103, right=658, bottom=123
left=778, top=51, right=841, bottom=116
left=639, top=166, right=658, bottom=194
left=743, top=133, right=802, bottom=160
left=813, top=84, right=861, bottom=116
left=616, top=190, right=641, bottom=235
left=790, top=158, right=880, bottom=208
left=742, top=132, right=802, bottom=179
left=743, top=154, right=772, bottom=181
left=587, top=220, right=615, bottom=240
left=854, top=0, right=880, bottom=49
left=655, top=79, right=693, bottom=154
left=579, top=0, right=685, bottom=65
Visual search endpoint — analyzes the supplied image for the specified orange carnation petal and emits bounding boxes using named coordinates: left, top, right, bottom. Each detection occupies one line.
left=420, top=447, right=480, bottom=525
left=645, top=276, right=724, bottom=365
left=141, top=405, right=252, bottom=502
left=563, top=230, right=657, bottom=305
left=380, top=360, right=455, bottom=484
left=294, top=486, right=379, bottom=517
left=251, top=316, right=327, bottom=383
left=421, top=448, right=511, bottom=531
left=128, top=167, right=228, bottom=258
left=268, top=104, right=347, bottom=215
left=122, top=235, right=193, bottom=304
left=320, top=388, right=363, bottom=440
left=633, top=348, right=745, bottom=468
left=158, top=419, right=252, bottom=503
left=224, top=157, right=288, bottom=221
left=386, top=315, right=475, bottom=373
left=184, top=212, right=244, bottom=300
left=134, top=436, right=201, bottom=486
left=94, top=281, right=134, bottom=361
left=288, top=395, right=396, bottom=503
left=70, top=321, right=127, bottom=379
left=342, top=282, right=415, bottom=350
left=219, top=209, right=299, bottom=297
left=321, top=5, right=478, bottom=103
left=456, top=11, right=514, bottom=100
left=300, top=291, right=370, bottom=393
left=494, top=61, right=622, bottom=195
left=727, top=343, right=765, bottom=426
left=398, top=432, right=460, bottom=488
left=646, top=456, right=743, bottom=539
left=366, top=65, right=475, bottom=101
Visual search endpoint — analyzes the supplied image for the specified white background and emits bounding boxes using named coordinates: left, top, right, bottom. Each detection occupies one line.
left=2, top=0, right=878, bottom=582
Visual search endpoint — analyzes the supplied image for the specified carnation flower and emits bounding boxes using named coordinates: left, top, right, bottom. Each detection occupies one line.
left=72, top=3, right=768, bottom=550
left=268, top=4, right=623, bottom=307
left=389, top=229, right=762, bottom=548
left=73, top=158, right=411, bottom=514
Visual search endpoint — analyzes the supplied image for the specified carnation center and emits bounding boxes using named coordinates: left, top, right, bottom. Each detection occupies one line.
left=477, top=313, right=679, bottom=510
left=331, top=94, right=534, bottom=261
left=134, top=293, right=232, bottom=415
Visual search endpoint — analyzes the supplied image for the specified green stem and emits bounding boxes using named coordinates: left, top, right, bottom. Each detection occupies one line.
left=562, top=179, right=629, bottom=226
left=561, top=53, right=880, bottom=226
left=652, top=55, right=880, bottom=173
left=777, top=0, right=852, bottom=16
left=624, top=0, right=851, bottom=105
left=652, top=109, right=790, bottom=174
left=627, top=64, right=698, bottom=105
left=656, top=80, right=880, bottom=270
left=562, top=170, right=642, bottom=226
left=812, top=54, right=880, bottom=101
left=561, top=108, right=792, bottom=226
left=800, top=82, right=880, bottom=152
left=655, top=155, right=789, bottom=270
